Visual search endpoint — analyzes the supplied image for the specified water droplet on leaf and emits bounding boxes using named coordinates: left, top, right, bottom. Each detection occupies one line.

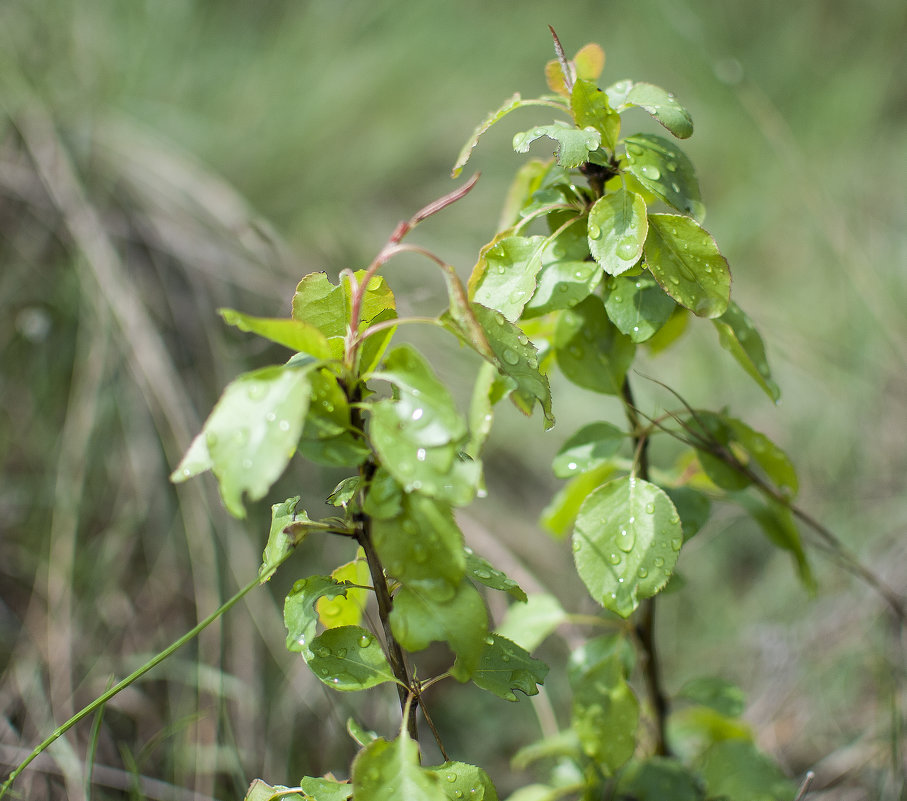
left=411, top=408, right=423, bottom=421
left=358, top=634, right=372, bottom=647
left=502, top=348, right=520, bottom=365
left=638, top=566, right=648, bottom=578
left=416, top=448, right=427, bottom=462
left=639, top=164, right=661, bottom=180
left=588, top=224, right=602, bottom=240
left=645, top=502, right=655, bottom=514
left=279, top=419, right=290, bottom=431
left=617, top=240, right=638, bottom=260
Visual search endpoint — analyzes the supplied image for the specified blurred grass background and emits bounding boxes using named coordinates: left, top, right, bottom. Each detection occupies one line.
left=0, top=0, right=904, bottom=799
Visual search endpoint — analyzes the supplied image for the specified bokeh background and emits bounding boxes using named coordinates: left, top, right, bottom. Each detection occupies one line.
left=1, top=1, right=905, bottom=799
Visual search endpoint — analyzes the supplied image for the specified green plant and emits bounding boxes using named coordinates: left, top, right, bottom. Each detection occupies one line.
left=4, top=31, right=903, bottom=801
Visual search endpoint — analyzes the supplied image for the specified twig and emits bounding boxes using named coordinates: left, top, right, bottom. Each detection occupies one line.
left=792, top=770, right=815, bottom=801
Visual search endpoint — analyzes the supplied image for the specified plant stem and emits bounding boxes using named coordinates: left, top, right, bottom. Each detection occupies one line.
left=0, top=574, right=262, bottom=799
left=345, top=373, right=418, bottom=743
left=621, top=378, right=670, bottom=756
left=355, top=507, right=418, bottom=743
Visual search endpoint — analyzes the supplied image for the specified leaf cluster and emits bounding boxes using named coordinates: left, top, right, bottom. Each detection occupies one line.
left=168, top=36, right=809, bottom=801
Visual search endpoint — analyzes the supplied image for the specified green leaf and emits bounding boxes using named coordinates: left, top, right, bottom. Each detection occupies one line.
left=292, top=272, right=347, bottom=338
left=369, top=345, right=479, bottom=505
left=499, top=159, right=550, bottom=229
left=573, top=477, right=683, bottom=617
left=587, top=188, right=647, bottom=276
left=569, top=635, right=639, bottom=773
left=464, top=548, right=527, bottom=602
left=541, top=463, right=616, bottom=539
left=462, top=304, right=554, bottom=428
left=624, top=134, right=704, bottom=220
left=469, top=234, right=545, bottom=322
left=677, top=676, right=746, bottom=718
left=644, top=214, right=731, bottom=318
left=512, top=121, right=601, bottom=169
left=299, top=369, right=370, bottom=468
left=689, top=411, right=798, bottom=497
left=220, top=308, right=332, bottom=358
left=496, top=593, right=567, bottom=652
left=347, top=717, right=380, bottom=748
left=370, top=345, right=467, bottom=445
left=243, top=779, right=305, bottom=801
left=612, top=82, right=694, bottom=139
left=291, top=271, right=395, bottom=360
left=725, top=418, right=798, bottom=497
left=615, top=758, right=704, bottom=801
left=713, top=301, right=780, bottom=403
left=284, top=575, right=351, bottom=658
left=522, top=257, right=601, bottom=318
left=390, top=580, right=488, bottom=681
left=363, top=467, right=404, bottom=520
left=467, top=634, right=549, bottom=702
left=259, top=496, right=302, bottom=583
left=571, top=79, right=620, bottom=151
left=697, top=740, right=796, bottom=801
left=453, top=92, right=525, bottom=178
left=466, top=361, right=509, bottom=460
left=298, top=776, right=353, bottom=801
left=604, top=273, right=676, bottom=343
left=664, top=486, right=712, bottom=542
left=736, top=494, right=814, bottom=591
left=373, top=494, right=466, bottom=600
left=552, top=422, right=624, bottom=479
left=645, top=305, right=689, bottom=354
left=352, top=734, right=447, bottom=801
left=327, top=477, right=359, bottom=508
left=307, top=626, right=397, bottom=691
left=171, top=365, right=312, bottom=518
left=425, top=761, right=499, bottom=801
left=554, top=295, right=635, bottom=395
left=317, top=557, right=370, bottom=628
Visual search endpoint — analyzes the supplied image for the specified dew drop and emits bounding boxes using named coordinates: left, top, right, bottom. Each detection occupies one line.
left=454, top=792, right=463, bottom=800
left=573, top=539, right=582, bottom=552
left=181, top=467, right=191, bottom=477
left=336, top=647, right=347, bottom=658
left=411, top=408, right=424, bottom=421
left=446, top=773, right=458, bottom=783
left=638, top=566, right=648, bottom=578
left=639, top=164, right=661, bottom=180
left=567, top=461, right=577, bottom=472
left=517, top=334, right=529, bottom=345
left=247, top=384, right=266, bottom=400
left=266, top=411, right=277, bottom=422
left=609, top=552, right=621, bottom=565
left=667, top=161, right=677, bottom=172
left=416, top=448, right=427, bottom=462
left=358, top=634, right=372, bottom=647
left=527, top=356, right=538, bottom=368
left=316, top=647, right=331, bottom=658
left=670, top=535, right=683, bottom=551
left=626, top=143, right=643, bottom=156
left=654, top=556, right=665, bottom=567
left=671, top=182, right=680, bottom=193
left=632, top=325, right=640, bottom=333
left=502, top=348, right=520, bottom=365
left=645, top=502, right=655, bottom=514
left=205, top=432, right=218, bottom=447
left=617, top=240, right=638, bottom=260
left=670, top=512, right=680, bottom=525
left=588, top=224, right=602, bottom=240
left=279, top=419, right=291, bottom=431
left=613, top=295, right=623, bottom=303
left=475, top=568, right=491, bottom=579
left=618, top=530, right=635, bottom=552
